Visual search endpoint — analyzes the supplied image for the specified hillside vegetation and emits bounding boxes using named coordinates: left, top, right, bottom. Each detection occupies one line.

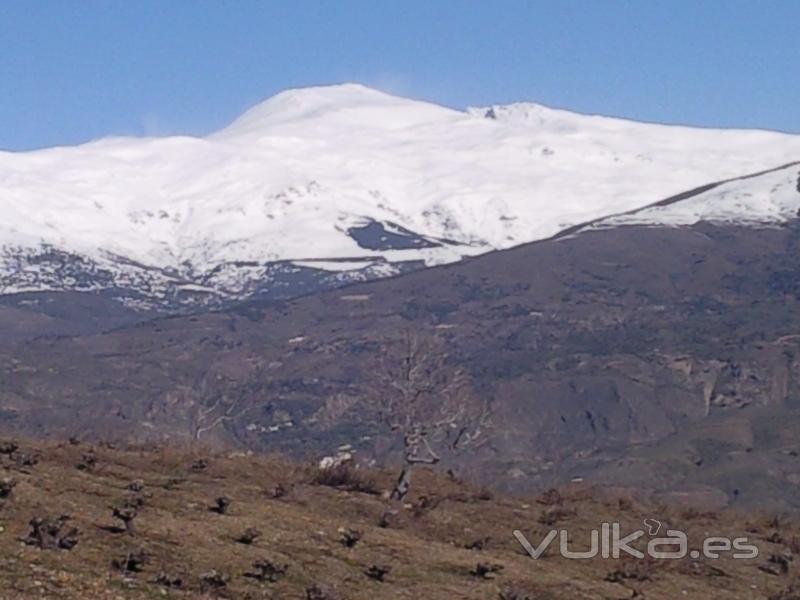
left=0, top=438, right=798, bottom=599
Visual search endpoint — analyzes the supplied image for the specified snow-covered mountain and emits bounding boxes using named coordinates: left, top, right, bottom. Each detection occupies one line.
left=593, top=161, right=800, bottom=229
left=2, top=83, right=800, bottom=309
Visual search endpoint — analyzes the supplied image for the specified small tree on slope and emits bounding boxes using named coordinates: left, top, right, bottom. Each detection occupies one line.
left=369, top=331, right=491, bottom=501
left=189, top=363, right=267, bottom=442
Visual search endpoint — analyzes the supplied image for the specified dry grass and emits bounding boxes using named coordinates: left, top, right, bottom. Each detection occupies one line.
left=0, top=438, right=797, bottom=599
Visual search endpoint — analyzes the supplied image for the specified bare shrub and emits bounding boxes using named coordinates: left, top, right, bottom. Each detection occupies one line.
left=112, top=506, right=138, bottom=536
left=270, top=482, right=290, bottom=499
left=245, top=558, right=288, bottom=582
left=759, top=551, right=793, bottom=576
left=0, top=441, right=19, bottom=454
left=536, top=488, right=563, bottom=506
left=210, top=496, right=231, bottom=514
left=338, top=527, right=362, bottom=548
left=464, top=536, right=491, bottom=551
left=0, top=477, right=17, bottom=499
left=364, top=564, right=391, bottom=582
left=23, top=516, right=78, bottom=550
left=378, top=508, right=397, bottom=528
left=236, top=527, right=261, bottom=545
left=154, top=572, right=183, bottom=588
left=499, top=584, right=539, bottom=600
left=112, top=549, right=148, bottom=573
left=77, top=451, right=97, bottom=472
left=200, top=570, right=230, bottom=591
left=471, top=562, right=504, bottom=579
left=306, top=584, right=339, bottom=600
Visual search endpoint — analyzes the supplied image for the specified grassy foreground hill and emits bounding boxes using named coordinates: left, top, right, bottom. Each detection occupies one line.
left=0, top=438, right=798, bottom=599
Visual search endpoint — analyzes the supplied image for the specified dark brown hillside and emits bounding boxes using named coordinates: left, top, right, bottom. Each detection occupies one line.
left=4, top=217, right=800, bottom=507
left=0, top=291, right=153, bottom=344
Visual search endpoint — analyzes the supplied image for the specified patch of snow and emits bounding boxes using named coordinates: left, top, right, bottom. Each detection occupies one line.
left=594, top=166, right=800, bottom=228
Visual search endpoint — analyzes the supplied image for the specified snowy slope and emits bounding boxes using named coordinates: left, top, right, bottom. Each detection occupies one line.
left=2, top=83, right=800, bottom=308
left=591, top=163, right=800, bottom=229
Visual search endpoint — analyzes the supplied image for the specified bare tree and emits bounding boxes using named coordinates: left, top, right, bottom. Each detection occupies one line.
left=368, top=331, right=490, bottom=501
left=189, top=365, right=266, bottom=442
left=190, top=384, right=248, bottom=442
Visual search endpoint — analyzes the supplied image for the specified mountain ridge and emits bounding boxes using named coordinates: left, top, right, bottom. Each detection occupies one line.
left=3, top=84, right=800, bottom=311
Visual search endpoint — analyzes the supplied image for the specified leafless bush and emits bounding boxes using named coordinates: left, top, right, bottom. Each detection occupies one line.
left=236, top=527, right=261, bottom=544
left=536, top=488, right=563, bottom=506
left=163, top=476, right=185, bottom=490
left=499, top=584, right=538, bottom=600
left=200, top=570, right=230, bottom=591
left=112, top=506, right=138, bottom=536
left=378, top=508, right=397, bottom=528
left=210, top=496, right=231, bottom=514
left=364, top=564, right=391, bottom=582
left=12, top=450, right=39, bottom=468
left=126, top=492, right=148, bottom=510
left=471, top=562, right=504, bottom=579
left=306, top=584, right=339, bottom=600
left=464, top=536, right=491, bottom=551
left=154, top=572, right=183, bottom=588
left=767, top=531, right=785, bottom=544
left=770, top=583, right=800, bottom=600
left=245, top=558, right=288, bottom=582
left=0, top=477, right=17, bottom=499
left=0, top=441, right=18, bottom=455
left=112, top=549, right=148, bottom=573
left=338, top=527, right=362, bottom=548
left=270, top=482, right=290, bottom=499
left=77, top=451, right=97, bottom=472
left=759, top=551, right=793, bottom=576
left=191, top=458, right=209, bottom=472
left=469, top=487, right=495, bottom=503
left=410, top=494, right=442, bottom=518
left=23, top=516, right=78, bottom=550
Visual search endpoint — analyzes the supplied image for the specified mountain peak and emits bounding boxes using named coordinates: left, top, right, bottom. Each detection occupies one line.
left=261, top=82, right=395, bottom=108
left=214, top=83, right=460, bottom=138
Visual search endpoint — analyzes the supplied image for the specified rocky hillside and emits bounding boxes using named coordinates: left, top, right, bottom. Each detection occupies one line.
left=3, top=164, right=800, bottom=508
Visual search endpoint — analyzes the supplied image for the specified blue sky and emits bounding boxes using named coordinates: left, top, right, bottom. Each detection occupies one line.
left=1, top=1, right=799, bottom=150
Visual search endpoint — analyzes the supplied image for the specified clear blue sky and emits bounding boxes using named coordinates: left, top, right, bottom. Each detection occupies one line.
left=1, top=1, right=799, bottom=150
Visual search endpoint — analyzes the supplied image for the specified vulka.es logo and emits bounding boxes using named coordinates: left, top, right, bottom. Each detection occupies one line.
left=513, top=519, right=759, bottom=560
